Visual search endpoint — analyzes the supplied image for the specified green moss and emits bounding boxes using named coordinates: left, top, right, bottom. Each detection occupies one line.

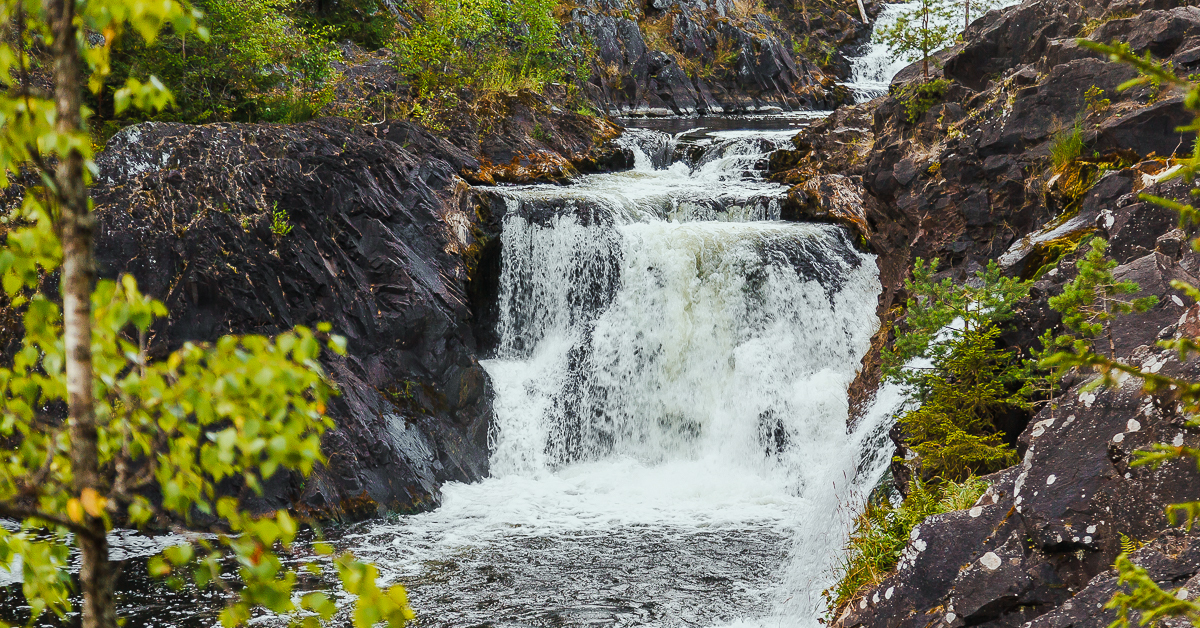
left=1028, top=230, right=1097, bottom=281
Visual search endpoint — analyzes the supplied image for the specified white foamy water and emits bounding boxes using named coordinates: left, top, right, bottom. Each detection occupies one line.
left=340, top=125, right=899, bottom=628
left=845, top=0, right=1023, bottom=101
left=844, top=3, right=921, bottom=101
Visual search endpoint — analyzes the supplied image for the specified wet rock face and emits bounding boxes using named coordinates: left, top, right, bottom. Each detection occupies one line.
left=91, top=118, right=497, bottom=518
left=568, top=0, right=853, bottom=114
left=769, top=0, right=1200, bottom=623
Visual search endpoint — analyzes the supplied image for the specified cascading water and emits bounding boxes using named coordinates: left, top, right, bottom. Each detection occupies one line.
left=339, top=121, right=900, bottom=628
left=844, top=2, right=919, bottom=101
left=844, top=0, right=1021, bottom=102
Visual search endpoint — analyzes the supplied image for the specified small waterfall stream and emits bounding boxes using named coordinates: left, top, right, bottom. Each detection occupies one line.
left=342, top=120, right=899, bottom=628
left=844, top=2, right=919, bottom=101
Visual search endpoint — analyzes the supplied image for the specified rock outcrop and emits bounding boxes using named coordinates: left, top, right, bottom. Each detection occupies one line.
left=567, top=0, right=864, bottom=114
left=767, top=0, right=1200, bottom=625
left=86, top=113, right=623, bottom=519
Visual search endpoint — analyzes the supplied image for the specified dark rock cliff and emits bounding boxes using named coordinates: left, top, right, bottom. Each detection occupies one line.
left=566, top=0, right=867, bottom=114
left=768, top=0, right=1200, bottom=625
left=87, top=110, right=623, bottom=519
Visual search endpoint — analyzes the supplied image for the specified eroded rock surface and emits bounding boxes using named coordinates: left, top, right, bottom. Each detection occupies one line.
left=767, top=0, right=1200, bottom=625
left=91, top=118, right=501, bottom=518
left=568, top=0, right=861, bottom=114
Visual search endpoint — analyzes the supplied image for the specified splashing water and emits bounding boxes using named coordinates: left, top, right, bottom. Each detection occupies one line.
left=844, top=0, right=1020, bottom=102
left=339, top=122, right=900, bottom=628
left=844, top=3, right=920, bottom=101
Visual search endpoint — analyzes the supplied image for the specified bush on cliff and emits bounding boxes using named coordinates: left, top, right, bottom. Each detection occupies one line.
left=885, top=259, right=1029, bottom=482
left=98, top=0, right=343, bottom=126
left=394, top=0, right=581, bottom=103
left=825, top=478, right=989, bottom=614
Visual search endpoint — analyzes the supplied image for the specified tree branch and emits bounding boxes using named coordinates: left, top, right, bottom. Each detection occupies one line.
left=0, top=501, right=101, bottom=540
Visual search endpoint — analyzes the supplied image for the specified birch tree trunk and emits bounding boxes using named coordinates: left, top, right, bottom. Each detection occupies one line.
left=45, top=0, right=113, bottom=625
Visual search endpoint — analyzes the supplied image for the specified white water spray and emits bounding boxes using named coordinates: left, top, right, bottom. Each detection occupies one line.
left=342, top=124, right=898, bottom=628
left=845, top=3, right=919, bottom=101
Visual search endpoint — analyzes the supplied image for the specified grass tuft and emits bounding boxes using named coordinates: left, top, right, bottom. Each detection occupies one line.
left=824, top=478, right=989, bottom=618
left=1050, top=120, right=1086, bottom=171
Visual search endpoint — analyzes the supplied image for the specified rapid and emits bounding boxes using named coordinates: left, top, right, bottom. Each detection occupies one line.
left=336, top=117, right=901, bottom=628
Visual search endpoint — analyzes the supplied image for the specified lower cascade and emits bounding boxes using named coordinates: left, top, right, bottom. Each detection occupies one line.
left=343, top=119, right=900, bottom=627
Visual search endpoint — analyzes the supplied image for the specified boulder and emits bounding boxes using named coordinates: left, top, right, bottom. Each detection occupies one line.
left=1095, top=97, right=1196, bottom=158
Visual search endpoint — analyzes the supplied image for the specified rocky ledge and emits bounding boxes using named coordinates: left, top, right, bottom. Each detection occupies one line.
left=567, top=0, right=870, bottom=114
left=767, top=0, right=1200, bottom=625
left=86, top=105, right=625, bottom=519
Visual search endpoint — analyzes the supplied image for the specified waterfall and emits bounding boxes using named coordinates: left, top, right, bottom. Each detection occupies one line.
left=845, top=2, right=919, bottom=102
left=845, top=0, right=1019, bottom=101
left=341, top=124, right=899, bottom=628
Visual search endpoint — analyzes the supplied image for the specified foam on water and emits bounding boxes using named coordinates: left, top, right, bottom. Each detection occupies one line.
left=844, top=2, right=921, bottom=101
left=344, top=125, right=902, bottom=627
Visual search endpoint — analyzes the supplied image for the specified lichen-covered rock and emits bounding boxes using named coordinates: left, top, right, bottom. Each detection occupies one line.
left=778, top=0, right=1200, bottom=624
left=91, top=118, right=498, bottom=518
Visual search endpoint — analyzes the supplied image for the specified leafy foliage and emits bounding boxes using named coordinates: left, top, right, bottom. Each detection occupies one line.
left=393, top=0, right=581, bottom=105
left=824, top=478, right=989, bottom=615
left=884, top=259, right=1029, bottom=482
left=895, top=78, right=951, bottom=123
left=271, top=202, right=294, bottom=236
left=0, top=0, right=412, bottom=625
left=1085, top=85, right=1112, bottom=115
left=105, top=0, right=343, bottom=124
left=878, top=0, right=955, bottom=80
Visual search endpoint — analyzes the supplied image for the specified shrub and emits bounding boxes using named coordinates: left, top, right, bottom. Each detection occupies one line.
left=103, top=0, right=343, bottom=123
left=271, top=202, right=294, bottom=236
left=393, top=0, right=577, bottom=103
left=897, top=325, right=1022, bottom=480
left=885, top=259, right=1030, bottom=483
left=895, top=79, right=951, bottom=124
left=1085, top=85, right=1111, bottom=115
left=825, top=478, right=989, bottom=615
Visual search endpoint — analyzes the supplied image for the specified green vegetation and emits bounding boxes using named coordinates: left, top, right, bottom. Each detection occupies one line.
left=1085, top=85, right=1111, bottom=115
left=103, top=0, right=344, bottom=125
left=885, top=259, right=1029, bottom=482
left=1032, top=38, right=1200, bottom=628
left=826, top=261, right=1028, bottom=617
left=1049, top=119, right=1086, bottom=170
left=1049, top=238, right=1158, bottom=358
left=394, top=0, right=581, bottom=105
left=1079, top=10, right=1136, bottom=37
left=825, top=478, right=988, bottom=613
left=0, top=0, right=412, bottom=624
left=878, top=0, right=955, bottom=80
left=271, top=202, right=295, bottom=236
left=85, top=0, right=593, bottom=138
left=895, top=79, right=951, bottom=123
left=794, top=34, right=836, bottom=70
left=531, top=122, right=552, bottom=142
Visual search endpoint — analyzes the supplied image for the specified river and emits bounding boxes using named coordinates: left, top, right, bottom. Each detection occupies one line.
left=3, top=23, right=917, bottom=628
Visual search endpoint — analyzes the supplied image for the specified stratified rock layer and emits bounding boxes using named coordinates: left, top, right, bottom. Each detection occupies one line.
left=91, top=118, right=501, bottom=518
